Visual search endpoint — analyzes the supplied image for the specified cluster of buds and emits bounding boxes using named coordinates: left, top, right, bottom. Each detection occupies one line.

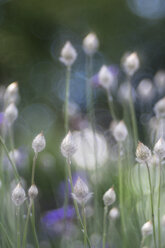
left=32, top=132, right=46, bottom=154
left=72, top=177, right=93, bottom=206
left=113, top=121, right=128, bottom=142
left=103, top=187, right=116, bottom=206
left=122, top=52, right=140, bottom=76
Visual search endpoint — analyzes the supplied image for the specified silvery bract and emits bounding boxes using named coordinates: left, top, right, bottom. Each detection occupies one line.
left=141, top=221, right=153, bottom=237
left=113, top=121, right=128, bottom=142
left=4, top=81, right=19, bottom=105
left=12, top=183, right=26, bottom=206
left=4, top=103, right=18, bottom=126
left=61, top=131, right=77, bottom=159
left=83, top=33, right=99, bottom=56
left=103, top=187, right=116, bottom=206
left=154, top=138, right=165, bottom=160
left=72, top=177, right=93, bottom=205
left=28, top=184, right=38, bottom=200
left=59, top=41, right=77, bottom=67
left=136, top=142, right=151, bottom=163
left=122, top=52, right=140, bottom=76
left=154, top=97, right=165, bottom=119
left=98, top=65, right=114, bottom=90
left=32, top=132, right=46, bottom=154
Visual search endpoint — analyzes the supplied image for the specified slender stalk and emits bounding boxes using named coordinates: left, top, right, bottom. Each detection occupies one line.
left=82, top=204, right=87, bottom=248
left=140, top=236, right=145, bottom=248
left=158, top=161, right=161, bottom=248
left=66, top=158, right=91, bottom=248
left=102, top=205, right=108, bottom=248
left=22, top=201, right=32, bottom=248
left=0, top=135, right=20, bottom=182
left=31, top=153, right=38, bottom=185
left=145, top=162, right=157, bottom=248
left=106, top=89, right=116, bottom=120
left=118, top=142, right=126, bottom=246
left=16, top=207, right=21, bottom=248
left=0, top=222, right=14, bottom=248
left=128, top=80, right=138, bottom=147
left=64, top=66, right=71, bottom=134
left=30, top=202, right=39, bottom=248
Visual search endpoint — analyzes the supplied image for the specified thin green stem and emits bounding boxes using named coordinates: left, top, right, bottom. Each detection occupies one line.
left=158, top=161, right=161, bottom=248
left=16, top=207, right=21, bottom=248
left=128, top=80, right=138, bottom=147
left=102, top=205, right=108, bottom=248
left=66, top=158, right=91, bottom=248
left=64, top=66, right=71, bottom=134
left=30, top=202, right=39, bottom=248
left=0, top=222, right=14, bottom=248
left=82, top=204, right=87, bottom=248
left=146, top=162, right=157, bottom=248
left=22, top=201, right=32, bottom=248
left=0, top=135, right=20, bottom=182
left=106, top=89, right=116, bottom=120
left=31, top=153, right=38, bottom=185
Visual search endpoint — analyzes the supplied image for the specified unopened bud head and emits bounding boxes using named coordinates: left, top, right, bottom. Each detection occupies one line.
left=59, top=41, right=77, bottom=67
left=72, top=177, right=93, bottom=205
left=154, top=97, right=165, bottom=119
left=12, top=183, right=26, bottom=206
left=113, top=121, right=128, bottom=142
left=32, top=132, right=46, bottom=154
left=83, top=33, right=99, bottom=56
left=136, top=142, right=151, bottom=163
left=28, top=184, right=38, bottom=200
left=154, top=138, right=165, bottom=160
left=4, top=103, right=18, bottom=125
left=103, top=187, right=116, bottom=206
left=109, top=207, right=119, bottom=220
left=122, top=52, right=140, bottom=76
left=98, top=65, right=114, bottom=90
left=141, top=221, right=153, bottom=237
left=4, top=81, right=19, bottom=105
left=61, top=131, right=77, bottom=159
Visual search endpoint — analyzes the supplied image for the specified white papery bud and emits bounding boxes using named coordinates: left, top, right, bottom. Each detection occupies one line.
left=141, top=221, right=153, bottom=237
left=71, top=177, right=93, bottom=205
left=32, top=132, right=46, bottom=154
left=4, top=103, right=18, bottom=125
left=28, top=184, right=38, bottom=200
left=154, top=138, right=165, bottom=160
left=98, top=65, right=114, bottom=90
left=61, top=131, right=77, bottom=159
left=103, top=187, right=116, bottom=206
left=59, top=41, right=77, bottom=67
left=154, top=70, right=165, bottom=90
left=136, top=142, right=151, bottom=163
left=109, top=207, right=119, bottom=220
left=4, top=82, right=19, bottom=105
left=122, top=52, right=140, bottom=76
left=137, top=79, right=153, bottom=99
left=12, top=183, right=26, bottom=206
left=113, top=121, right=128, bottom=142
left=83, top=33, right=99, bottom=56
left=154, top=97, right=165, bottom=119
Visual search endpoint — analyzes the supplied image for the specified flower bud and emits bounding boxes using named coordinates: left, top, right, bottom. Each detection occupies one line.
left=154, top=70, right=165, bottom=90
left=109, top=207, right=119, bottom=220
left=71, top=177, right=93, bottom=205
left=113, top=121, right=128, bottom=142
left=4, top=103, right=18, bottom=125
left=122, top=52, right=140, bottom=76
left=103, top=187, right=116, bottom=206
left=28, top=184, right=38, bottom=200
left=32, top=132, right=46, bottom=154
left=98, top=65, right=114, bottom=90
left=59, top=41, right=77, bottom=67
left=154, top=138, right=165, bottom=160
left=141, top=221, right=153, bottom=237
left=136, top=142, right=151, bottom=163
left=61, top=131, right=77, bottom=159
left=154, top=97, right=165, bottom=119
left=83, top=33, right=99, bottom=56
left=4, top=82, right=19, bottom=105
left=12, top=183, right=26, bottom=206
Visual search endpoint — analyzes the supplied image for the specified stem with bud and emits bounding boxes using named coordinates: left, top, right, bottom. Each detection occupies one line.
left=102, top=205, right=108, bottom=248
